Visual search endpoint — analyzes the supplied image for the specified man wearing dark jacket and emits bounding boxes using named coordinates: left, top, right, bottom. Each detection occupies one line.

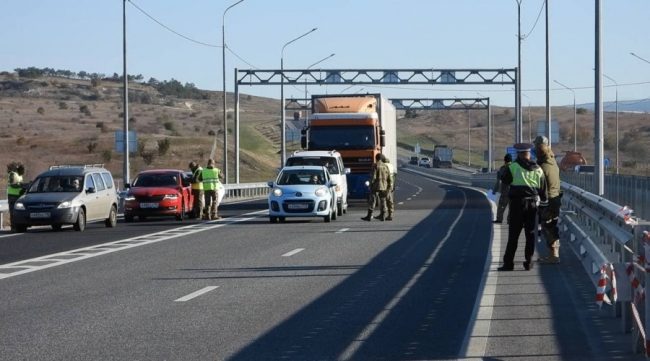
left=493, top=153, right=512, bottom=223
left=534, top=135, right=562, bottom=264
left=498, top=143, right=547, bottom=271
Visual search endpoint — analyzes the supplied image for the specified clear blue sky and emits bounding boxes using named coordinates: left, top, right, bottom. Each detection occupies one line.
left=1, top=0, right=648, bottom=107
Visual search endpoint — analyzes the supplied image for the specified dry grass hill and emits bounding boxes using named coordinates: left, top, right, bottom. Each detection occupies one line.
left=1, top=72, right=649, bottom=191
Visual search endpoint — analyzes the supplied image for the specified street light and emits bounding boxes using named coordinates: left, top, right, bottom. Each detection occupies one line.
left=304, top=53, right=335, bottom=100
left=281, top=28, right=318, bottom=168
left=222, top=0, right=244, bottom=184
left=515, top=0, right=523, bottom=143
left=602, top=73, right=618, bottom=174
left=553, top=79, right=576, bottom=152
left=630, top=52, right=650, bottom=65
left=122, top=0, right=130, bottom=187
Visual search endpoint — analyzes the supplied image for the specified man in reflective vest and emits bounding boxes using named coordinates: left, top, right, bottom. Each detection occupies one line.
left=188, top=161, right=204, bottom=219
left=202, top=158, right=223, bottom=220
left=6, top=162, right=25, bottom=229
left=497, top=143, right=547, bottom=271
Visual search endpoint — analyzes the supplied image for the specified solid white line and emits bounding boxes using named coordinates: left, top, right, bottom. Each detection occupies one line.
left=282, top=248, right=305, bottom=257
left=175, top=286, right=219, bottom=302
left=335, top=228, right=349, bottom=234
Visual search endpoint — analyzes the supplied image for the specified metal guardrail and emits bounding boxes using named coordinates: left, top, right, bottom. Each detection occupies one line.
left=474, top=171, right=650, bottom=355
left=222, top=182, right=269, bottom=202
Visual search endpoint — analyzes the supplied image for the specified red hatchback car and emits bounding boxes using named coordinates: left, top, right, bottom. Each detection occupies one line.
left=123, top=169, right=193, bottom=222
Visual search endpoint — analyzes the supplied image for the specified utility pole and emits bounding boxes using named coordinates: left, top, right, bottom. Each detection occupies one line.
left=122, top=0, right=130, bottom=186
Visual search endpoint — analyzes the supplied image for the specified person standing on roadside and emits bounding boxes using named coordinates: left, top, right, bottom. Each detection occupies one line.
left=498, top=143, right=547, bottom=271
left=493, top=153, right=512, bottom=224
left=362, top=153, right=392, bottom=222
left=374, top=154, right=395, bottom=221
left=6, top=161, right=25, bottom=229
left=534, top=135, right=562, bottom=264
left=188, top=161, right=204, bottom=219
left=202, top=159, right=223, bottom=220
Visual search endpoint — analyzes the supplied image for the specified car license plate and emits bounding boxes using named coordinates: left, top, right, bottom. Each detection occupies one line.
left=30, top=212, right=51, bottom=219
left=140, top=202, right=159, bottom=209
left=287, top=203, right=308, bottom=210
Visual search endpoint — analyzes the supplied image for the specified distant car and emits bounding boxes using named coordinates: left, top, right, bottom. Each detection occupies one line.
left=123, top=169, right=193, bottom=222
left=11, top=164, right=118, bottom=232
left=409, top=156, right=419, bottom=165
left=267, top=166, right=338, bottom=223
left=419, top=157, right=432, bottom=168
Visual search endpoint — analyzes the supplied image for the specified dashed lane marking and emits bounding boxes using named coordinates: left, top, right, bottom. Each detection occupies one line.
left=282, top=248, right=305, bottom=257
left=336, top=228, right=349, bottom=234
left=175, top=286, right=220, bottom=302
left=0, top=210, right=267, bottom=280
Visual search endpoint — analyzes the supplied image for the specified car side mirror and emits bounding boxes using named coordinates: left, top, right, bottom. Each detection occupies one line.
left=344, top=168, right=351, bottom=175
left=267, top=181, right=274, bottom=188
left=86, top=187, right=96, bottom=194
left=330, top=181, right=338, bottom=187
left=124, top=183, right=131, bottom=189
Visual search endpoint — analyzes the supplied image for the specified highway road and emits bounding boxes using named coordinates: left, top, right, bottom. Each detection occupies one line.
left=0, top=168, right=494, bottom=360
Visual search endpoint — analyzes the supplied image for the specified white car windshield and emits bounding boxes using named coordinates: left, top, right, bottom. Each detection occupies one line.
left=278, top=170, right=326, bottom=185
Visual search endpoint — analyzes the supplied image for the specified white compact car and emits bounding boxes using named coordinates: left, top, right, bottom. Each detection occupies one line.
left=268, top=166, right=338, bottom=223
left=419, top=157, right=432, bottom=168
left=285, top=150, right=349, bottom=216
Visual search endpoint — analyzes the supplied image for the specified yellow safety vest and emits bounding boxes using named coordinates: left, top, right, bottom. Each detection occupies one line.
left=7, top=171, right=22, bottom=197
left=509, top=162, right=543, bottom=189
left=202, top=167, right=222, bottom=191
left=191, top=167, right=203, bottom=190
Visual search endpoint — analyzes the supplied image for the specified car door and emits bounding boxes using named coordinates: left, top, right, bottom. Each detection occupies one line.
left=82, top=173, right=102, bottom=221
left=91, top=172, right=111, bottom=220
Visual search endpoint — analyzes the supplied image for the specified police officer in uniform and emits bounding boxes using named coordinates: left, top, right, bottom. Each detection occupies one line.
left=188, top=161, right=204, bottom=219
left=498, top=143, right=547, bottom=271
left=202, top=159, right=223, bottom=220
left=6, top=162, right=25, bottom=229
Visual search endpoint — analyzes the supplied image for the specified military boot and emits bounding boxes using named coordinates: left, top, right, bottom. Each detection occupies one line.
left=361, top=210, right=373, bottom=221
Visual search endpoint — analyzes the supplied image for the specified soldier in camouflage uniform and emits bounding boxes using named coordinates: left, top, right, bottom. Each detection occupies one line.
left=362, top=153, right=392, bottom=222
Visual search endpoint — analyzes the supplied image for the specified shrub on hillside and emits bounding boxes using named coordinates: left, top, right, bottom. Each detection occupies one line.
left=79, top=104, right=92, bottom=117
left=163, top=121, right=175, bottom=132
left=87, top=142, right=98, bottom=153
left=58, top=101, right=68, bottom=110
left=101, top=150, right=112, bottom=163
left=157, top=138, right=170, bottom=156
left=37, top=107, right=45, bottom=115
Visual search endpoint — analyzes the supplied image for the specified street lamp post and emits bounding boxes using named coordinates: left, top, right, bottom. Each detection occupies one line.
left=281, top=28, right=318, bottom=168
left=122, top=0, right=130, bottom=187
left=553, top=80, right=576, bottom=152
left=603, top=73, right=618, bottom=174
left=515, top=0, right=522, bottom=143
left=222, top=0, right=244, bottom=184
left=630, top=52, right=650, bottom=65
left=467, top=109, right=471, bottom=166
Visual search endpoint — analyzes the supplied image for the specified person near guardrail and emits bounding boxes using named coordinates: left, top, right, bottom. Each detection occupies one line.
left=202, top=159, right=223, bottom=220
left=493, top=153, right=512, bottom=224
left=189, top=161, right=204, bottom=219
left=497, top=143, right=547, bottom=271
left=6, top=161, right=26, bottom=229
left=534, top=135, right=562, bottom=264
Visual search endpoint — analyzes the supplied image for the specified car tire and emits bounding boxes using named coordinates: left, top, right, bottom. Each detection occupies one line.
left=12, top=224, right=27, bottom=233
left=279, top=217, right=286, bottom=223
left=332, top=202, right=337, bottom=221
left=105, top=205, right=117, bottom=228
left=324, top=208, right=332, bottom=223
left=270, top=216, right=278, bottom=223
left=51, top=224, right=62, bottom=231
left=125, top=214, right=134, bottom=223
left=73, top=208, right=86, bottom=232
left=337, top=200, right=343, bottom=216
left=175, top=202, right=185, bottom=221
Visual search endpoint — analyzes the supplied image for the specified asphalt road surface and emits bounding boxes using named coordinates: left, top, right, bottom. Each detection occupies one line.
left=0, top=169, right=493, bottom=360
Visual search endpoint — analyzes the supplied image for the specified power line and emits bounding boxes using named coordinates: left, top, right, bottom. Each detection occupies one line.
left=226, top=45, right=258, bottom=69
left=128, top=0, right=220, bottom=48
left=522, top=0, right=545, bottom=40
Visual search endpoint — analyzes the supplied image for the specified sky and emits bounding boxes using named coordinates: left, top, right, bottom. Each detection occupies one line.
left=1, top=0, right=649, bottom=107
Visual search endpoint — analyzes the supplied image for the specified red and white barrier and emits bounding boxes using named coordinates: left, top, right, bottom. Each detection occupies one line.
left=596, top=264, right=617, bottom=307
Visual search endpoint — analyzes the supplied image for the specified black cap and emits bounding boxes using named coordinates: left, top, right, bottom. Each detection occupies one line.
left=513, top=143, right=533, bottom=152
left=504, top=154, right=512, bottom=162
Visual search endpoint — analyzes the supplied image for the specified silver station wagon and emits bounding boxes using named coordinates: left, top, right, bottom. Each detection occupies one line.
left=11, top=164, right=119, bottom=232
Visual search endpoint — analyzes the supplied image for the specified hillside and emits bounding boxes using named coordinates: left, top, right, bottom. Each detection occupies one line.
left=1, top=72, right=649, bottom=191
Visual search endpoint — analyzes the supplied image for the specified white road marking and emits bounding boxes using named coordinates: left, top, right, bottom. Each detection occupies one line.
left=460, top=190, right=499, bottom=358
left=282, top=248, right=305, bottom=257
left=335, top=228, right=349, bottom=234
left=0, top=233, right=20, bottom=239
left=0, top=210, right=268, bottom=280
left=175, top=286, right=219, bottom=302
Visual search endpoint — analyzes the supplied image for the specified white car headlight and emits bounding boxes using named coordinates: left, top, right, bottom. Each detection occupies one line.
left=124, top=195, right=135, bottom=201
left=272, top=188, right=283, bottom=197
left=14, top=202, right=25, bottom=210
left=57, top=201, right=72, bottom=209
left=314, top=187, right=327, bottom=197
left=163, top=194, right=178, bottom=200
